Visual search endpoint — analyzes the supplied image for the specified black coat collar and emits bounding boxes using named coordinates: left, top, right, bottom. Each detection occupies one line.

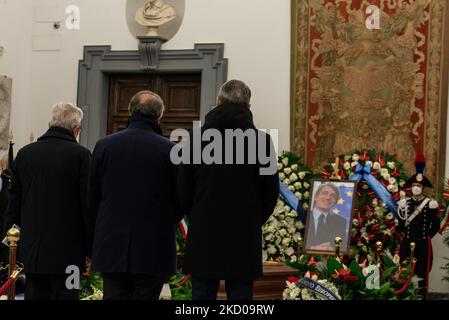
left=204, top=103, right=255, bottom=130
left=127, top=113, right=163, bottom=136
left=38, top=127, right=77, bottom=143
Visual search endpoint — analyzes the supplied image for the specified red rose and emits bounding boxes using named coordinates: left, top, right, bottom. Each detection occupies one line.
left=390, top=167, right=401, bottom=177
left=360, top=151, right=370, bottom=161
left=288, top=276, right=300, bottom=283
left=376, top=155, right=385, bottom=166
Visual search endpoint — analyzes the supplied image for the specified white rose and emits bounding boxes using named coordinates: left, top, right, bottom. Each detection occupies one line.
left=291, top=164, right=298, bottom=171
left=282, top=158, right=289, bottom=166
left=285, top=247, right=295, bottom=256
left=380, top=168, right=389, bottom=176
left=290, top=173, right=298, bottom=182
left=388, top=177, right=396, bottom=185
left=303, top=203, right=309, bottom=210
left=294, top=181, right=302, bottom=189
left=387, top=162, right=396, bottom=169
left=277, top=163, right=283, bottom=171
left=365, top=160, right=373, bottom=167
left=303, top=182, right=310, bottom=189
left=288, top=185, right=296, bottom=192
left=283, top=178, right=291, bottom=185
left=284, top=206, right=291, bottom=213
left=298, top=171, right=306, bottom=179
left=290, top=255, right=297, bottom=262
left=352, top=154, right=360, bottom=161
left=392, top=185, right=398, bottom=193
left=399, top=180, right=405, bottom=187
left=282, top=238, right=292, bottom=246
left=289, top=210, right=298, bottom=218
left=284, top=168, right=292, bottom=175
left=294, top=192, right=302, bottom=200
left=387, top=185, right=395, bottom=192
left=265, top=234, right=274, bottom=241
left=293, top=233, right=302, bottom=242
left=267, top=226, right=276, bottom=233
left=303, top=191, right=310, bottom=199
left=373, top=162, right=381, bottom=170
left=279, top=228, right=288, bottom=237
left=279, top=173, right=286, bottom=180
left=288, top=226, right=296, bottom=234
left=267, top=245, right=277, bottom=255
left=343, top=162, right=351, bottom=170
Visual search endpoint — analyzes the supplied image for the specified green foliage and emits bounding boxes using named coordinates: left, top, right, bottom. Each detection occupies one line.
left=80, top=272, right=103, bottom=299
left=169, top=269, right=192, bottom=300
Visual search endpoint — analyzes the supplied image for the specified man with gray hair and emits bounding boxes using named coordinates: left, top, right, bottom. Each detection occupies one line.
left=178, top=80, right=279, bottom=300
left=88, top=90, right=182, bottom=300
left=4, top=102, right=92, bottom=300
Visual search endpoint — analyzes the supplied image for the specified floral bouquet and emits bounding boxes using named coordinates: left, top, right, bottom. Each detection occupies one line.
left=262, top=152, right=313, bottom=262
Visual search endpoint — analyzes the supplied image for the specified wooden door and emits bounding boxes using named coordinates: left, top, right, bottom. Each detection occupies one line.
left=107, top=73, right=201, bottom=137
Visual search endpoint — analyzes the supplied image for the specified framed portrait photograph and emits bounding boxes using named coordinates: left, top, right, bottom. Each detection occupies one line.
left=304, top=180, right=357, bottom=255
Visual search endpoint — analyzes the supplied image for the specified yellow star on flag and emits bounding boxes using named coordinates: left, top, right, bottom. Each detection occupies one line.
left=337, top=198, right=345, bottom=205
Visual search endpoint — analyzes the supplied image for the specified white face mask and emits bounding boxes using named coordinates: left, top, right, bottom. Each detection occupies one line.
left=412, top=186, right=423, bottom=196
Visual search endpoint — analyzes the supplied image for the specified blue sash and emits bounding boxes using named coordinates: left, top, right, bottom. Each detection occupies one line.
left=296, top=277, right=341, bottom=300
left=279, top=180, right=306, bottom=224
left=349, top=164, right=398, bottom=218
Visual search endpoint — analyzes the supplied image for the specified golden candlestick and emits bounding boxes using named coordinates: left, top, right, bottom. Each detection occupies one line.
left=335, top=237, right=342, bottom=260
left=297, top=236, right=303, bottom=257
left=376, top=241, right=383, bottom=267
left=6, top=227, right=20, bottom=300
left=330, top=157, right=342, bottom=180
left=410, top=242, right=416, bottom=263
left=8, top=130, right=13, bottom=143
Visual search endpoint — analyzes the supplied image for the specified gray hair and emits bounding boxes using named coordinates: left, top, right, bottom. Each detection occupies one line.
left=217, top=79, right=251, bottom=106
left=129, top=90, right=165, bottom=119
left=49, top=103, right=83, bottom=131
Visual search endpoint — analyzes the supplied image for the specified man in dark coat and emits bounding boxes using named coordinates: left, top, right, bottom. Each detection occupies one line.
left=398, top=155, right=440, bottom=299
left=306, top=183, right=347, bottom=252
left=88, top=90, right=181, bottom=300
left=177, top=79, right=279, bottom=300
left=3, top=103, right=92, bottom=300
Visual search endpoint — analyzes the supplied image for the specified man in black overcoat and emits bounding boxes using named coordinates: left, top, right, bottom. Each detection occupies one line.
left=177, top=79, right=280, bottom=300
left=3, top=103, right=92, bottom=300
left=88, top=91, right=182, bottom=300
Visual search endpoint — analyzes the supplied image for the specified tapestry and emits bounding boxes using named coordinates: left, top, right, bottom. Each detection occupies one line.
left=0, top=76, right=12, bottom=150
left=291, top=0, right=448, bottom=188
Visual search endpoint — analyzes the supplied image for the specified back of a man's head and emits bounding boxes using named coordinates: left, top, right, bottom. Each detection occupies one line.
left=129, top=90, right=165, bottom=120
left=217, top=79, right=251, bottom=107
left=49, top=103, right=83, bottom=131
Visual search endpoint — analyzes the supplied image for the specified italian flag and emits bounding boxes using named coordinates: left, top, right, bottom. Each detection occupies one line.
left=179, top=217, right=189, bottom=239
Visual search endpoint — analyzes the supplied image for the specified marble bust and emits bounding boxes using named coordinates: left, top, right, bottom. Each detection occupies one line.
left=135, top=0, right=177, bottom=36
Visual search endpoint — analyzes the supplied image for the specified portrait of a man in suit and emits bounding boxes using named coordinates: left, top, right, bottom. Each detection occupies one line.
left=304, top=181, right=355, bottom=254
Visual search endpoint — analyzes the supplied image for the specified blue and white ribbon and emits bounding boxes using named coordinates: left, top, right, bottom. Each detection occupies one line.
left=279, top=180, right=306, bottom=224
left=296, top=277, right=341, bottom=300
left=350, top=163, right=398, bottom=218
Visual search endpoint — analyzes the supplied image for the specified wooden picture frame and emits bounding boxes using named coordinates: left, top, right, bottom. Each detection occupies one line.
left=303, top=179, right=357, bottom=255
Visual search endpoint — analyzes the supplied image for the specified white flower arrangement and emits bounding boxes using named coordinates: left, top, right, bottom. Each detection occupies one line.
left=262, top=153, right=312, bottom=262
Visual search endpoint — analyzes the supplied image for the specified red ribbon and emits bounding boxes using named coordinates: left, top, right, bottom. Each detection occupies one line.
left=393, top=260, right=416, bottom=295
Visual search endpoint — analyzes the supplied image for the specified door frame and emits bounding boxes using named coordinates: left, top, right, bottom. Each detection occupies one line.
left=77, top=43, right=228, bottom=150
